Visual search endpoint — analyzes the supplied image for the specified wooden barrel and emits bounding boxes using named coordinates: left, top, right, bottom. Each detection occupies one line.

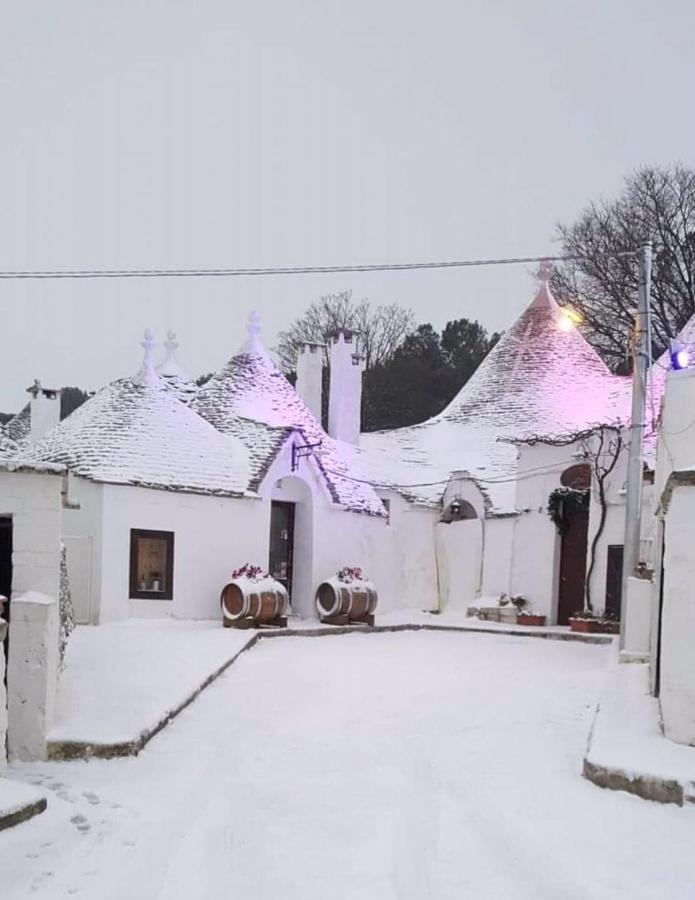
left=316, top=576, right=378, bottom=619
left=221, top=576, right=288, bottom=624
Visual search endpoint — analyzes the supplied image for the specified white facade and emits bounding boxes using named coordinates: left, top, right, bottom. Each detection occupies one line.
left=647, top=365, right=695, bottom=746
left=61, top=435, right=439, bottom=626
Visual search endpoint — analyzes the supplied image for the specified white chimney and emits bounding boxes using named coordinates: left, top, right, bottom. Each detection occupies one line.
left=27, top=379, right=61, bottom=441
left=296, top=342, right=324, bottom=422
left=327, top=330, right=364, bottom=445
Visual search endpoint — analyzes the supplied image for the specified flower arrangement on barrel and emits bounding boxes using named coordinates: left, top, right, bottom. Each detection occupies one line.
left=336, top=566, right=365, bottom=584
left=231, top=563, right=267, bottom=582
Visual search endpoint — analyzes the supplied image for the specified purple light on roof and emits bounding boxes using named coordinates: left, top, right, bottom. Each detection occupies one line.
left=670, top=340, right=689, bottom=370
left=674, top=348, right=689, bottom=370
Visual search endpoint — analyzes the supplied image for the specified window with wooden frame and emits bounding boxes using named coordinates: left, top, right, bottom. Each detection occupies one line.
left=129, top=529, right=174, bottom=600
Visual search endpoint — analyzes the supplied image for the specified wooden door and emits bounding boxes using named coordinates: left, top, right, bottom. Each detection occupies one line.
left=605, top=545, right=624, bottom=618
left=269, top=502, right=295, bottom=600
left=557, top=508, right=589, bottom=625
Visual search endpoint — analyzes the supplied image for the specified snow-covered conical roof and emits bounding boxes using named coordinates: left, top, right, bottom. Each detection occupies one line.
left=361, top=270, right=631, bottom=513
left=156, top=330, right=198, bottom=404
left=435, top=273, right=630, bottom=436
left=0, top=423, right=17, bottom=459
left=191, top=313, right=386, bottom=515
left=21, top=330, right=251, bottom=497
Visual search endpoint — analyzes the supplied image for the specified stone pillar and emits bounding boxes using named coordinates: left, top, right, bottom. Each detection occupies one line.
left=620, top=576, right=652, bottom=663
left=7, top=592, right=60, bottom=761
left=296, top=343, right=323, bottom=422
left=327, top=330, right=364, bottom=445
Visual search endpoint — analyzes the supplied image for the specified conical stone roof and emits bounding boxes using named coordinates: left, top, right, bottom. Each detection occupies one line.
left=361, top=272, right=631, bottom=512
left=191, top=313, right=386, bottom=516
left=435, top=277, right=630, bottom=437
left=21, top=331, right=251, bottom=496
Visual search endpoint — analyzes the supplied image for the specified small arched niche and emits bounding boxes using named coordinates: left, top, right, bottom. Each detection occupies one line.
left=560, top=463, right=591, bottom=491
left=440, top=498, right=478, bottom=524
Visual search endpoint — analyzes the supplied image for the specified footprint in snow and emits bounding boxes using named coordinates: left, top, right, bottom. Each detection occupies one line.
left=83, top=792, right=100, bottom=805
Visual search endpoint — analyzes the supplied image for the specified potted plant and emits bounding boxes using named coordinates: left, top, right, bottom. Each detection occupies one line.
left=596, top=609, right=620, bottom=634
left=569, top=610, right=601, bottom=633
left=511, top=595, right=546, bottom=627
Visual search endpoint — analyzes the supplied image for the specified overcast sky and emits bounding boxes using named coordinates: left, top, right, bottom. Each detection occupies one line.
left=1, top=0, right=694, bottom=409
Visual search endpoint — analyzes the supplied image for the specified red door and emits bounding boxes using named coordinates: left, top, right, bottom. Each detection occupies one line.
left=557, top=508, right=589, bottom=625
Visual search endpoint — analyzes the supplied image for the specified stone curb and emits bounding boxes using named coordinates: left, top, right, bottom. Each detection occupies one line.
left=46, top=621, right=611, bottom=762
left=582, top=756, right=684, bottom=806
left=0, top=796, right=47, bottom=833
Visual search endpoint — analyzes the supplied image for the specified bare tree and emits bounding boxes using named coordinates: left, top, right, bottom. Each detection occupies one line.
left=581, top=426, right=624, bottom=612
left=274, top=290, right=414, bottom=372
left=552, top=165, right=695, bottom=371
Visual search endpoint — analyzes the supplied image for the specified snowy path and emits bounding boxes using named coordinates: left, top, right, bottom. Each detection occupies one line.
left=2, top=631, right=695, bottom=899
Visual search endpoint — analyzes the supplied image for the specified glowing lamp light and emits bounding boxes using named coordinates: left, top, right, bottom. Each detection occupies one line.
left=670, top=339, right=689, bottom=370
left=558, top=307, right=582, bottom=332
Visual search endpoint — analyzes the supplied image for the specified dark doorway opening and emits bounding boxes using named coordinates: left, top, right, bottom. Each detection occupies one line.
left=557, top=506, right=589, bottom=625
left=0, top=516, right=12, bottom=680
left=605, top=544, right=624, bottom=619
left=269, top=502, right=295, bottom=601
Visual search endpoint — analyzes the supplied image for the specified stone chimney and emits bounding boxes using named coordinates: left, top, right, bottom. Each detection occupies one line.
left=26, top=379, right=61, bottom=441
left=327, top=330, right=364, bottom=445
left=296, top=342, right=324, bottom=422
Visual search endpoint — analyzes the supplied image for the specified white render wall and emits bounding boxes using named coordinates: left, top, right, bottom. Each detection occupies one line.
left=658, top=484, right=695, bottom=745
left=100, top=484, right=268, bottom=622
left=0, top=469, right=63, bottom=600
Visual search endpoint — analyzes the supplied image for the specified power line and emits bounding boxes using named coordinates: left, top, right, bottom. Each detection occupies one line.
left=0, top=249, right=641, bottom=280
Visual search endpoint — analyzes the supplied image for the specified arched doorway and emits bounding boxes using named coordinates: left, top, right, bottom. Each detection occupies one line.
left=556, top=465, right=591, bottom=625
left=269, top=476, right=314, bottom=619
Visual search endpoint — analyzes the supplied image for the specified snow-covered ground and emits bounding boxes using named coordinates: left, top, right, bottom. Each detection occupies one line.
left=3, top=631, right=695, bottom=899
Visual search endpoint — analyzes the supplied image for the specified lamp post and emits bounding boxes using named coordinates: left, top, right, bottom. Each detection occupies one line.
left=620, top=242, right=652, bottom=649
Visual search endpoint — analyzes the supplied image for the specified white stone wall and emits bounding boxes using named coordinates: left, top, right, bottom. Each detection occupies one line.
left=435, top=519, right=483, bottom=610
left=658, top=484, right=695, bottom=745
left=100, top=484, right=268, bottom=622
left=0, top=470, right=63, bottom=599
left=62, top=475, right=103, bottom=624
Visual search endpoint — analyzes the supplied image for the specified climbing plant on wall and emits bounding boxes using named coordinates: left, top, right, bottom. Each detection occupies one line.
left=546, top=487, right=590, bottom=535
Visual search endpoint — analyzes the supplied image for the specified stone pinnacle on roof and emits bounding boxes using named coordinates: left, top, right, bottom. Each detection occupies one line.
left=155, top=329, right=197, bottom=403
left=529, top=259, right=559, bottom=311
left=240, top=310, right=264, bottom=356
left=134, top=328, right=161, bottom=389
